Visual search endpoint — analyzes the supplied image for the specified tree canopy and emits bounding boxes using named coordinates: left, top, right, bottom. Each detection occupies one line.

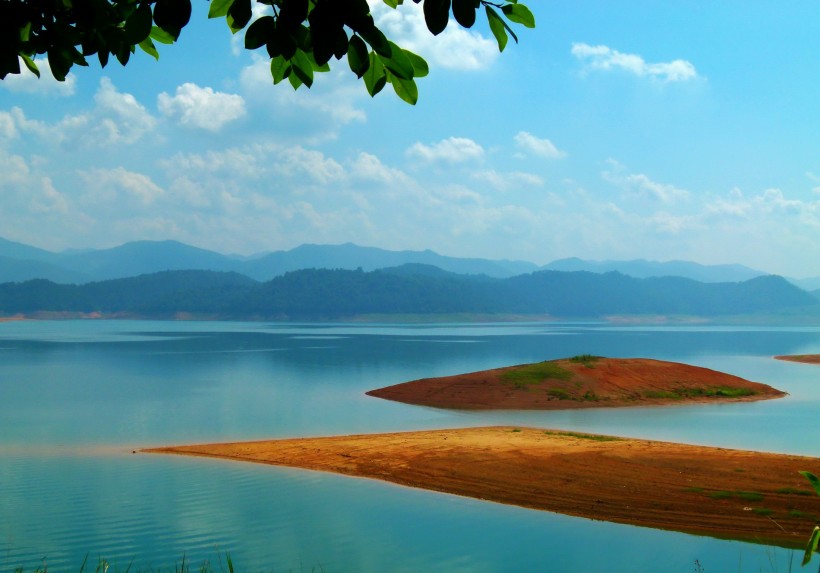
left=0, top=0, right=534, bottom=104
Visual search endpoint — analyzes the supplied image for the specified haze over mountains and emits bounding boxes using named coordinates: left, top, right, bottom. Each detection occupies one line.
left=0, top=236, right=806, bottom=285
left=2, top=237, right=820, bottom=321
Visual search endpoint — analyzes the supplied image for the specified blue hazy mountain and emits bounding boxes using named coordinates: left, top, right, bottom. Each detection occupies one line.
left=541, top=257, right=767, bottom=283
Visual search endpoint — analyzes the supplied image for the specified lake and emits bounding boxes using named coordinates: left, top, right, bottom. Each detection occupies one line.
left=1, top=320, right=819, bottom=572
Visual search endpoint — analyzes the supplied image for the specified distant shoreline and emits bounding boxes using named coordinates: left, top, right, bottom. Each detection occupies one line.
left=145, top=426, right=820, bottom=548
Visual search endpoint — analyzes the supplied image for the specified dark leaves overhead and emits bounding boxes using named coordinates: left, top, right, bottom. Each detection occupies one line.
left=0, top=0, right=533, bottom=104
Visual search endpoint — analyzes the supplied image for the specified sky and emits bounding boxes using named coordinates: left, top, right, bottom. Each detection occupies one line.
left=2, top=2, right=820, bottom=277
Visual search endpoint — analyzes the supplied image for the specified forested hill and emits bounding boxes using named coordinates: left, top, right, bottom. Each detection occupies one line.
left=0, top=267, right=816, bottom=320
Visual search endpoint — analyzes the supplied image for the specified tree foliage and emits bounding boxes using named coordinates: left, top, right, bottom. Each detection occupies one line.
left=0, top=0, right=533, bottom=104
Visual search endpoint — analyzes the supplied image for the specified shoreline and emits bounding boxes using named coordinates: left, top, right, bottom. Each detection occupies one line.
left=145, top=426, right=820, bottom=548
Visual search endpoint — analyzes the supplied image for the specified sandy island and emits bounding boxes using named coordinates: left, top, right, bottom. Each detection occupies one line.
left=366, top=357, right=786, bottom=410
left=775, top=354, right=820, bottom=365
left=146, top=426, right=820, bottom=547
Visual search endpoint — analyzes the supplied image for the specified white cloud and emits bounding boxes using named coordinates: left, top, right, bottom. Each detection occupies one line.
left=407, top=137, right=484, bottom=163
left=0, top=112, right=18, bottom=141
left=9, top=79, right=156, bottom=148
left=239, top=59, right=366, bottom=140
left=571, top=43, right=698, bottom=82
left=371, top=1, right=498, bottom=71
left=79, top=167, right=165, bottom=207
left=1, top=58, right=77, bottom=96
left=514, top=132, right=567, bottom=159
left=474, top=169, right=543, bottom=192
left=602, top=160, right=688, bottom=203
left=91, top=78, right=157, bottom=144
left=158, top=83, right=246, bottom=131
left=350, top=152, right=414, bottom=187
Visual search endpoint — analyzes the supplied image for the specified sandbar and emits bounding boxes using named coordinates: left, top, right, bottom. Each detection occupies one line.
left=146, top=426, right=820, bottom=547
left=367, top=357, right=786, bottom=410
left=775, top=354, right=820, bottom=365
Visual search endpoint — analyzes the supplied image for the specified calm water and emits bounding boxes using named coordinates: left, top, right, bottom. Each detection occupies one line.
left=1, top=320, right=819, bottom=572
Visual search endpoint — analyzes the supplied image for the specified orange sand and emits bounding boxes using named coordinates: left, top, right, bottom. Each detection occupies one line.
left=146, top=426, right=819, bottom=547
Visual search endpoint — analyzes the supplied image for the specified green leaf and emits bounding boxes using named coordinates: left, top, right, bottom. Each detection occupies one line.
left=404, top=49, right=428, bottom=78
left=227, top=0, right=252, bottom=32
left=209, top=0, right=235, bottom=18
left=290, top=49, right=314, bottom=87
left=423, top=0, right=450, bottom=35
left=153, top=0, right=192, bottom=39
left=382, top=0, right=399, bottom=7
left=380, top=40, right=414, bottom=80
left=363, top=52, right=386, bottom=97
left=19, top=21, right=32, bottom=43
left=803, top=526, right=819, bottom=566
left=124, top=2, right=153, bottom=44
left=485, top=6, right=507, bottom=51
left=451, top=0, right=476, bottom=28
left=245, top=16, right=274, bottom=49
left=288, top=70, right=303, bottom=89
left=20, top=54, right=40, bottom=77
left=347, top=35, right=369, bottom=77
left=501, top=3, right=535, bottom=28
left=270, top=55, right=291, bottom=84
left=801, top=471, right=820, bottom=497
left=150, top=26, right=176, bottom=45
left=138, top=37, right=160, bottom=59
left=359, top=25, right=391, bottom=58
left=47, top=48, right=72, bottom=81
left=389, top=73, right=418, bottom=104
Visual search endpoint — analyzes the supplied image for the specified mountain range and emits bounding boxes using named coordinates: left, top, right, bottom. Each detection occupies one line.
left=4, top=236, right=815, bottom=286
left=1, top=267, right=816, bottom=320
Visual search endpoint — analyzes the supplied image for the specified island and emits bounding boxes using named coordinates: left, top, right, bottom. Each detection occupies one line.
left=145, top=426, right=820, bottom=547
left=774, top=354, right=820, bottom=365
left=366, top=356, right=786, bottom=409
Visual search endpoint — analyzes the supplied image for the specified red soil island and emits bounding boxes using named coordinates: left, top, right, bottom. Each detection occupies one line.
left=775, top=354, right=820, bottom=365
left=146, top=426, right=820, bottom=547
left=366, top=356, right=785, bottom=410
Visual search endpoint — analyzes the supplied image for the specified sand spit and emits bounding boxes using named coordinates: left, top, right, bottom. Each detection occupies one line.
left=775, top=354, right=820, bottom=365
left=146, top=426, right=820, bottom=547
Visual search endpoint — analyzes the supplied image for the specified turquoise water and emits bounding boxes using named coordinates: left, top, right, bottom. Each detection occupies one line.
left=1, top=321, right=819, bottom=571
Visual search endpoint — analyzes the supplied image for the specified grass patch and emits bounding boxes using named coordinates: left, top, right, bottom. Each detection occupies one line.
left=511, top=428, right=521, bottom=432
left=777, top=487, right=814, bottom=496
left=501, top=361, right=572, bottom=389
left=582, top=390, right=599, bottom=401
left=643, top=386, right=757, bottom=400
left=547, top=388, right=571, bottom=400
left=569, top=354, right=599, bottom=368
left=708, top=490, right=764, bottom=502
left=752, top=507, right=774, bottom=516
left=544, top=430, right=621, bottom=442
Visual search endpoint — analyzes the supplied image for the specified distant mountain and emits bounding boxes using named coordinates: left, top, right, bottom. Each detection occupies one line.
left=1, top=267, right=815, bottom=320
left=0, top=237, right=63, bottom=265
left=542, top=257, right=766, bottom=283
left=0, top=255, right=89, bottom=284
left=242, top=243, right=538, bottom=280
left=62, top=240, right=244, bottom=280
left=0, top=238, right=538, bottom=283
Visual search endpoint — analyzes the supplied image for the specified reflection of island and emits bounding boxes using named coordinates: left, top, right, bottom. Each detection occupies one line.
left=775, top=354, right=820, bottom=364
left=366, top=356, right=786, bottom=410
left=146, top=426, right=820, bottom=547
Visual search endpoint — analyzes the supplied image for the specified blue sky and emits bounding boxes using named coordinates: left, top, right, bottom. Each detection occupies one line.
left=2, top=1, right=820, bottom=277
